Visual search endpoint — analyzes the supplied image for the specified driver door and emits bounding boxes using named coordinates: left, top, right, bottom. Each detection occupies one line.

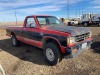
left=23, top=17, right=39, bottom=41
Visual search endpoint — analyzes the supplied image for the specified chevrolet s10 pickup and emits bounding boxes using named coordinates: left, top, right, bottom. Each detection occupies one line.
left=6, top=15, right=92, bottom=65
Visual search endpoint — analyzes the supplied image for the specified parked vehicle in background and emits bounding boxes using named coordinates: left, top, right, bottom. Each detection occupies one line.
left=70, top=19, right=79, bottom=26
left=80, top=13, right=100, bottom=26
left=60, top=18, right=69, bottom=25
left=6, top=15, right=92, bottom=65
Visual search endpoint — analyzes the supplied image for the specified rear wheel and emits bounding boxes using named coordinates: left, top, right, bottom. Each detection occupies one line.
left=11, top=35, right=19, bottom=47
left=43, top=43, right=62, bottom=66
left=83, top=23, right=88, bottom=26
left=98, top=23, right=100, bottom=26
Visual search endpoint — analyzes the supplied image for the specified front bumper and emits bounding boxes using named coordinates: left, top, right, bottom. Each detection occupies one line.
left=64, top=38, right=93, bottom=58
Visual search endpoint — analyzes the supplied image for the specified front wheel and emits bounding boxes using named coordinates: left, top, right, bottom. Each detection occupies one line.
left=72, top=23, right=75, bottom=26
left=11, top=35, right=19, bottom=47
left=43, top=43, right=62, bottom=66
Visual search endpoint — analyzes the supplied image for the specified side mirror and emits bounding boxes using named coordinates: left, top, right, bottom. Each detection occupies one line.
left=30, top=23, right=36, bottom=28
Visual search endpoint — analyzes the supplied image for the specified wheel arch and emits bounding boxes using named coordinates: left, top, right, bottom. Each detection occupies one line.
left=42, top=36, right=64, bottom=53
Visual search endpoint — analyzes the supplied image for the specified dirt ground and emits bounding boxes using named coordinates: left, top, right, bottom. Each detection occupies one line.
left=0, top=27, right=100, bottom=75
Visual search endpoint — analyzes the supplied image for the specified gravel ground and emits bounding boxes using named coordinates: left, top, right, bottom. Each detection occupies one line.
left=0, top=27, right=100, bottom=75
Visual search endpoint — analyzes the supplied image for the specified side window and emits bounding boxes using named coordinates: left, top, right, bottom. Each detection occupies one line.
left=26, top=18, right=37, bottom=28
left=37, top=18, right=46, bottom=25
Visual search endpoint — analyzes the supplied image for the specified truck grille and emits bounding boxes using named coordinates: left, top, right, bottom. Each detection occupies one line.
left=75, top=32, right=90, bottom=42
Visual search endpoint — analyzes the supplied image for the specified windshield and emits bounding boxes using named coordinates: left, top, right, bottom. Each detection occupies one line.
left=37, top=16, right=61, bottom=27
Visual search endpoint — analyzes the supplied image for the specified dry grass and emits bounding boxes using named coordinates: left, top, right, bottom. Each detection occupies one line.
left=0, top=22, right=23, bottom=28
left=0, top=27, right=100, bottom=75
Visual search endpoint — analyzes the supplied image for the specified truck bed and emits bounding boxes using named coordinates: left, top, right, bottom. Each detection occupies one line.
left=6, top=26, right=23, bottom=37
left=6, top=26, right=23, bottom=30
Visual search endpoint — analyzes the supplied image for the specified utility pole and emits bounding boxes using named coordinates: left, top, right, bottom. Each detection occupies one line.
left=76, top=9, right=77, bottom=17
left=15, top=9, right=17, bottom=26
left=79, top=9, right=80, bottom=18
left=81, top=8, right=83, bottom=15
left=67, top=0, right=70, bottom=19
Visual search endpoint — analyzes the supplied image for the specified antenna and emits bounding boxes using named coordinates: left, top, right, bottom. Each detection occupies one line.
left=15, top=9, right=17, bottom=26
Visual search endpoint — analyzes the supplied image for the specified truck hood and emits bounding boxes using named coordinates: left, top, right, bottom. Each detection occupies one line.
left=47, top=25, right=91, bottom=36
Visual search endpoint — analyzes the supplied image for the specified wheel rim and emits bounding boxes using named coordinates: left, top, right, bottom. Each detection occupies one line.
left=84, top=23, right=87, bottom=26
left=12, top=37, right=16, bottom=45
left=46, top=48, right=55, bottom=61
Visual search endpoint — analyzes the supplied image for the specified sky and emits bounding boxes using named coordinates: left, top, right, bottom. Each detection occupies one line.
left=0, top=0, right=100, bottom=22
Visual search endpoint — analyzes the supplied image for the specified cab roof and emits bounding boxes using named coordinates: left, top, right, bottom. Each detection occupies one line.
left=27, top=15, right=53, bottom=17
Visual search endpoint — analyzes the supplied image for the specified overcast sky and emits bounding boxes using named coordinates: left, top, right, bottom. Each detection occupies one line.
left=0, top=0, right=100, bottom=22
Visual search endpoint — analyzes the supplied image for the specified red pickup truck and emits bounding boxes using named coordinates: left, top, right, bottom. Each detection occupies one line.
left=6, top=15, right=92, bottom=65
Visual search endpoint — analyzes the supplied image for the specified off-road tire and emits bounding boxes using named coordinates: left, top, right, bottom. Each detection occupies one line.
left=43, top=43, right=62, bottom=66
left=83, top=23, right=88, bottom=27
left=11, top=35, right=19, bottom=47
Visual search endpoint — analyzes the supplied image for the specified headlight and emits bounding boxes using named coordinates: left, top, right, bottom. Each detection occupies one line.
left=67, top=37, right=76, bottom=44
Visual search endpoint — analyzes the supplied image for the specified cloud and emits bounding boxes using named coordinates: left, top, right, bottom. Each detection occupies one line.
left=0, top=0, right=58, bottom=11
left=0, top=0, right=84, bottom=15
left=0, top=0, right=83, bottom=11
left=0, top=5, right=63, bottom=16
left=90, top=0, right=100, bottom=4
left=16, top=5, right=63, bottom=15
left=93, top=6, right=100, bottom=9
left=89, top=0, right=100, bottom=9
left=0, top=5, right=63, bottom=22
left=0, top=0, right=83, bottom=21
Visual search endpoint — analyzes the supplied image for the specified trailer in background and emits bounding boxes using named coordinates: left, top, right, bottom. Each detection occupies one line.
left=60, top=18, right=80, bottom=26
left=80, top=13, right=100, bottom=26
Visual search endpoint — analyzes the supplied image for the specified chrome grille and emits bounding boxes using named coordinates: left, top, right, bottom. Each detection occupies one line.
left=75, top=32, right=90, bottom=42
